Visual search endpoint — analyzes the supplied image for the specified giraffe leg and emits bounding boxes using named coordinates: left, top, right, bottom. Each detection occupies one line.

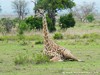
left=50, top=56, right=63, bottom=62
left=62, top=50, right=84, bottom=62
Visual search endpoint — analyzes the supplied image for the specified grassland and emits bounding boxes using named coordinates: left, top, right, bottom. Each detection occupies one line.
left=0, top=22, right=100, bottom=75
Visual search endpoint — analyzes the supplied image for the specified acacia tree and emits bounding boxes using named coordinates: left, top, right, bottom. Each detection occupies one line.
left=12, top=0, right=29, bottom=20
left=35, top=0, right=75, bottom=32
left=73, top=2, right=96, bottom=22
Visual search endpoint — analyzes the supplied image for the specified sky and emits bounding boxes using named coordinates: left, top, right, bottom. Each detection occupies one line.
left=0, top=0, right=100, bottom=15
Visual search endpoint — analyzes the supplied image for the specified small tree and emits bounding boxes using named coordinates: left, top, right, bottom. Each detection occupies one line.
left=18, top=21, right=28, bottom=34
left=1, top=18, right=14, bottom=33
left=86, top=14, right=95, bottom=22
left=60, top=13, right=75, bottom=29
left=73, top=2, right=96, bottom=22
left=12, top=0, right=29, bottom=20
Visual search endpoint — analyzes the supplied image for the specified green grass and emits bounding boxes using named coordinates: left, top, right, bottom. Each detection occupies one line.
left=0, top=21, right=100, bottom=75
left=0, top=39, right=100, bottom=75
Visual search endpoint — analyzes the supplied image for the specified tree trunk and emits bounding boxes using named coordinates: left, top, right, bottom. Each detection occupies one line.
left=47, top=10, right=56, bottom=32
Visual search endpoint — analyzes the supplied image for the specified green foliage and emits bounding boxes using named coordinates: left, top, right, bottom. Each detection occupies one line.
left=35, top=0, right=75, bottom=11
left=82, top=33, right=100, bottom=39
left=14, top=52, right=50, bottom=65
left=1, top=18, right=15, bottom=33
left=65, top=34, right=80, bottom=39
left=17, top=34, right=25, bottom=40
left=13, top=18, right=20, bottom=23
left=46, top=15, right=56, bottom=32
left=0, top=35, right=43, bottom=41
left=25, top=16, right=42, bottom=30
left=87, top=38, right=95, bottom=43
left=0, top=36, right=18, bottom=41
left=35, top=0, right=75, bottom=32
left=53, top=32, right=63, bottom=39
left=18, top=20, right=28, bottom=34
left=14, top=53, right=30, bottom=65
left=60, top=13, right=75, bottom=29
left=19, top=40, right=28, bottom=46
left=24, top=35, right=43, bottom=41
left=33, top=53, right=50, bottom=64
left=35, top=40, right=43, bottom=44
left=86, top=14, right=95, bottom=22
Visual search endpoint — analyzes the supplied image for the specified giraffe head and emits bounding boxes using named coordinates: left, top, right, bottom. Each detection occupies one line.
left=35, top=9, right=45, bottom=17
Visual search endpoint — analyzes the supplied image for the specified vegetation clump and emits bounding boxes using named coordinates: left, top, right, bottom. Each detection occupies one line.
left=14, top=52, right=50, bottom=65
left=60, top=13, right=75, bottom=29
left=53, top=32, right=63, bottom=39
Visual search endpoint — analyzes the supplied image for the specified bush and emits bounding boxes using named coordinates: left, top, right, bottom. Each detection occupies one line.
left=14, top=52, right=50, bottom=65
left=82, top=33, right=100, bottom=39
left=86, top=14, right=95, bottom=22
left=0, top=37, right=4, bottom=41
left=87, top=38, right=95, bottom=43
left=60, top=13, right=75, bottom=29
left=65, top=34, right=80, bottom=39
left=1, top=18, right=15, bottom=33
left=25, top=16, right=42, bottom=30
left=18, top=21, right=28, bottom=35
left=14, top=53, right=30, bottom=65
left=33, top=53, right=50, bottom=64
left=35, top=40, right=43, bottom=44
left=53, top=32, right=63, bottom=39
left=19, top=40, right=28, bottom=46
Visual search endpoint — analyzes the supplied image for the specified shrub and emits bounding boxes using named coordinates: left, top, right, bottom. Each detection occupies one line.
left=25, top=16, right=42, bottom=30
left=82, top=34, right=89, bottom=38
left=14, top=53, right=30, bottom=65
left=35, top=40, right=43, bottom=44
left=19, top=40, right=28, bottom=46
left=65, top=34, right=80, bottom=39
left=60, top=13, right=75, bottom=29
left=86, top=14, right=95, bottom=22
left=33, top=53, right=50, bottom=64
left=18, top=21, right=28, bottom=35
left=53, top=32, right=63, bottom=39
left=14, top=52, right=50, bottom=65
left=0, top=37, right=4, bottom=41
left=1, top=18, right=15, bottom=33
left=17, top=34, right=25, bottom=40
left=87, top=38, right=95, bottom=43
left=82, top=33, right=100, bottom=39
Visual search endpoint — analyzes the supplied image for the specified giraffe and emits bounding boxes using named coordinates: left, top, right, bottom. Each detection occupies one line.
left=39, top=9, right=82, bottom=62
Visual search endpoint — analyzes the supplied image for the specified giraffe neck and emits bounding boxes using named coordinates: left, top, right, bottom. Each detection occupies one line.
left=42, top=13, right=55, bottom=52
left=42, top=14, right=49, bottom=41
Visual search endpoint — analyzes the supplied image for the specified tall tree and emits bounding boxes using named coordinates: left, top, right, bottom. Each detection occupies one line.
left=12, top=0, right=29, bottom=20
left=35, top=0, right=75, bottom=32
